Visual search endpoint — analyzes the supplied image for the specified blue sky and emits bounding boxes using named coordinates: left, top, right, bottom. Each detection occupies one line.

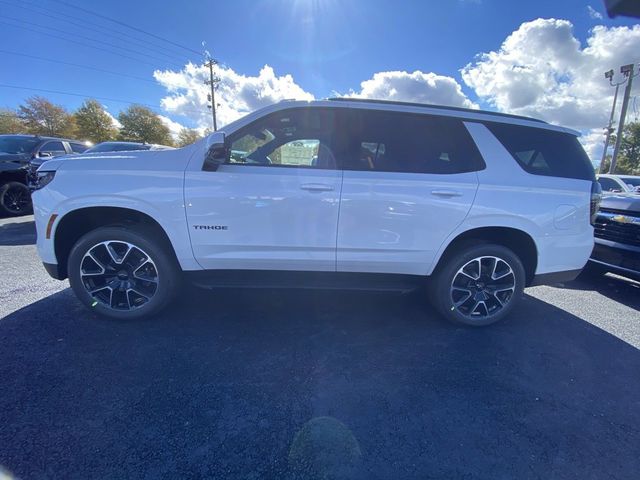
left=1, top=0, right=639, bottom=159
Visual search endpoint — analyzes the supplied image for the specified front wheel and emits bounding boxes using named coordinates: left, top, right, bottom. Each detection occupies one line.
left=429, top=244, right=526, bottom=326
left=67, top=226, right=180, bottom=320
left=0, top=181, right=32, bottom=216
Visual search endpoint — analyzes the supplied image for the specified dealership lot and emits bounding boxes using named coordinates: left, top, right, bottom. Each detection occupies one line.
left=1, top=215, right=639, bottom=479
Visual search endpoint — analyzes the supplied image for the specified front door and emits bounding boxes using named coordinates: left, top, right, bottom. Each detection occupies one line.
left=184, top=108, right=342, bottom=271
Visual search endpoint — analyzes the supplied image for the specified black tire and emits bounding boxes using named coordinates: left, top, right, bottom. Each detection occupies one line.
left=429, top=243, right=526, bottom=327
left=0, top=181, right=32, bottom=217
left=67, top=225, right=181, bottom=320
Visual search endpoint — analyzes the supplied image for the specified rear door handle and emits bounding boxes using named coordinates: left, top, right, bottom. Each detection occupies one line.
left=431, top=189, right=462, bottom=198
left=300, top=183, right=334, bottom=192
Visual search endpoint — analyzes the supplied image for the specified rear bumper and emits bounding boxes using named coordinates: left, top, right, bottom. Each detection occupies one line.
left=529, top=269, right=582, bottom=286
left=43, top=262, right=66, bottom=280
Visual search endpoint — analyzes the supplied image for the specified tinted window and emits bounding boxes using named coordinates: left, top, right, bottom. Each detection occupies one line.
left=598, top=177, right=623, bottom=192
left=227, top=108, right=337, bottom=169
left=487, top=123, right=595, bottom=181
left=70, top=143, right=88, bottom=153
left=338, top=110, right=485, bottom=174
left=39, top=141, right=67, bottom=156
left=0, top=136, right=39, bottom=154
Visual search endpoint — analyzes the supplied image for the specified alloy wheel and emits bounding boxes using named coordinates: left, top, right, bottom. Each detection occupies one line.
left=450, top=256, right=516, bottom=320
left=80, top=240, right=159, bottom=311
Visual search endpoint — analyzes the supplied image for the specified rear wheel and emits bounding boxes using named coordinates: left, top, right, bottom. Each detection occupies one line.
left=429, top=244, right=525, bottom=326
left=0, top=181, right=32, bottom=216
left=67, top=226, right=180, bottom=320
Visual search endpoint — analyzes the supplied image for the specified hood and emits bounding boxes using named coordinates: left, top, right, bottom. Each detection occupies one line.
left=44, top=143, right=199, bottom=173
left=0, top=152, right=31, bottom=164
left=600, top=193, right=640, bottom=214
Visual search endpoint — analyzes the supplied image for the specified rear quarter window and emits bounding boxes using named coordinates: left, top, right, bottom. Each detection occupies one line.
left=487, top=123, right=595, bottom=181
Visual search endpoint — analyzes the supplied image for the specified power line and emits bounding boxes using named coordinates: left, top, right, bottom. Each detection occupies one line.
left=2, top=0, right=189, bottom=64
left=0, top=83, right=205, bottom=117
left=0, top=20, right=165, bottom=68
left=0, top=15, right=184, bottom=69
left=0, top=50, right=157, bottom=84
left=49, top=0, right=203, bottom=56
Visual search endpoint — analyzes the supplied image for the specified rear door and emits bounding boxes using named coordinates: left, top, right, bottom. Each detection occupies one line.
left=184, top=107, right=343, bottom=271
left=335, top=109, right=483, bottom=275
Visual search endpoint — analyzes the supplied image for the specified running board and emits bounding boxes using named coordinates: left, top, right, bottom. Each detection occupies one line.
left=184, top=270, right=425, bottom=293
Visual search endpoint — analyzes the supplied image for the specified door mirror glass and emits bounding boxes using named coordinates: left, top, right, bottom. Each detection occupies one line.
left=204, top=143, right=228, bottom=171
left=38, top=151, right=53, bottom=158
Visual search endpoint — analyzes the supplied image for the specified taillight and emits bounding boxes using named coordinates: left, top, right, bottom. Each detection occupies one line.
left=590, top=181, right=602, bottom=226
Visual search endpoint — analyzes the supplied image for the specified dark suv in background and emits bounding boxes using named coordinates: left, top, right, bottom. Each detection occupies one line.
left=0, top=134, right=87, bottom=216
left=589, top=193, right=640, bottom=281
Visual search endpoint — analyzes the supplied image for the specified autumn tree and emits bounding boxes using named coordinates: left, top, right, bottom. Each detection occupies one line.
left=176, top=127, right=202, bottom=147
left=0, top=108, right=24, bottom=134
left=74, top=99, right=118, bottom=143
left=17, top=96, right=76, bottom=137
left=118, top=105, right=173, bottom=145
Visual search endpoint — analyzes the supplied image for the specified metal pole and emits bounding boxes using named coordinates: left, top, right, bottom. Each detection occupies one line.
left=207, top=60, right=218, bottom=131
left=610, top=64, right=635, bottom=174
left=600, top=83, right=619, bottom=173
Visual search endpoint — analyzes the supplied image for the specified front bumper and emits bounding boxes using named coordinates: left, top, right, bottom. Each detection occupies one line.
left=43, top=262, right=66, bottom=280
left=589, top=239, right=640, bottom=280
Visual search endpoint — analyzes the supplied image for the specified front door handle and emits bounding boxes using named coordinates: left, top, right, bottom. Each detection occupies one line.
left=431, top=189, right=462, bottom=198
left=300, top=183, right=334, bottom=192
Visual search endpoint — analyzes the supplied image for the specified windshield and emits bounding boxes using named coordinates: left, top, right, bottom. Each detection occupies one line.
left=86, top=143, right=151, bottom=153
left=0, top=136, right=39, bottom=155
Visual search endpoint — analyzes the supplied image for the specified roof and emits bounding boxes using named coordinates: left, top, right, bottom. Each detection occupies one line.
left=0, top=134, right=84, bottom=143
left=327, top=97, right=548, bottom=124
left=220, top=99, right=579, bottom=137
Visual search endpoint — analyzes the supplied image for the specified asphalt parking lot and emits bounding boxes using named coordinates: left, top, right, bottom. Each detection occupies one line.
left=1, top=215, right=639, bottom=479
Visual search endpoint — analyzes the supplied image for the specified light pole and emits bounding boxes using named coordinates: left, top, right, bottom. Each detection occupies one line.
left=610, top=63, right=637, bottom=174
left=600, top=69, right=622, bottom=173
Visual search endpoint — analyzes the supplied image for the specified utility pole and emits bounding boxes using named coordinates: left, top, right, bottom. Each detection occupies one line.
left=610, top=63, right=635, bottom=174
left=204, top=58, right=220, bottom=131
left=600, top=69, right=621, bottom=173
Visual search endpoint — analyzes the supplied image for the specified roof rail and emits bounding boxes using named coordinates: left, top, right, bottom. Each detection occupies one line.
left=326, top=97, right=547, bottom=124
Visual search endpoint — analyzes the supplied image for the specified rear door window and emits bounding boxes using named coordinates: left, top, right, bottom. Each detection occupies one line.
left=338, top=110, right=485, bottom=174
left=487, top=123, right=595, bottom=181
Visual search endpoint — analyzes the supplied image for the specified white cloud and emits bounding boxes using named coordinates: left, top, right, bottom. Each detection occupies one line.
left=342, top=70, right=478, bottom=109
left=461, top=19, right=640, bottom=161
left=158, top=115, right=186, bottom=141
left=587, top=5, right=604, bottom=20
left=579, top=127, right=606, bottom=163
left=154, top=64, right=313, bottom=129
left=102, top=107, right=122, bottom=129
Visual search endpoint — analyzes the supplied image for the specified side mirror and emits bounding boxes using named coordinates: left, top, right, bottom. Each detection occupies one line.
left=203, top=143, right=228, bottom=171
left=39, top=152, right=52, bottom=158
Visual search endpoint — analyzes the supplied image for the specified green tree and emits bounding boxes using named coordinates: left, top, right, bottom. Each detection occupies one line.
left=74, top=99, right=118, bottom=143
left=17, top=96, right=76, bottom=137
left=176, top=127, right=202, bottom=147
left=118, top=105, right=172, bottom=145
left=616, top=122, right=640, bottom=175
left=0, top=108, right=24, bottom=134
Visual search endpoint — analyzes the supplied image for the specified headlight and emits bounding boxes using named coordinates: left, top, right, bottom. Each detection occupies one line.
left=32, top=171, right=56, bottom=190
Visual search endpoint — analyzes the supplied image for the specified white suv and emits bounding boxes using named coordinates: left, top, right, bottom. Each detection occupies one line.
left=31, top=99, right=600, bottom=326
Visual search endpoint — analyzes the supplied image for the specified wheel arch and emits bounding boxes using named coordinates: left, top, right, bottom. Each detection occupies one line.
left=432, top=226, right=538, bottom=286
left=53, top=206, right=179, bottom=279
